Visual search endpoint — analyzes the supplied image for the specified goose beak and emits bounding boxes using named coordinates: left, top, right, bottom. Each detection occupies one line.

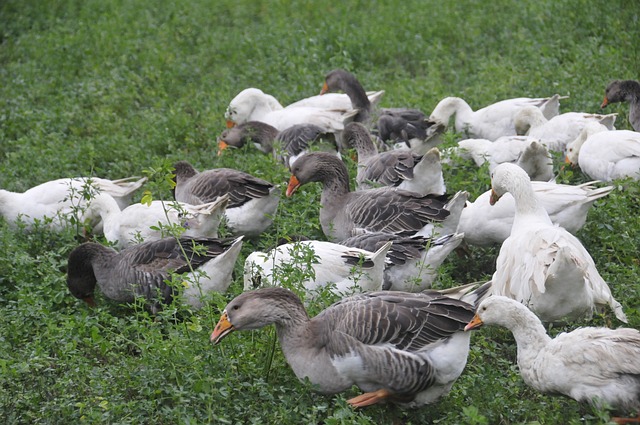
left=211, top=311, right=235, bottom=345
left=286, top=175, right=301, bottom=197
left=600, top=96, right=609, bottom=109
left=464, top=314, right=483, bottom=331
left=226, top=120, right=236, bottom=129
left=489, top=189, right=500, bottom=205
left=319, top=81, right=329, bottom=95
left=217, top=140, right=229, bottom=156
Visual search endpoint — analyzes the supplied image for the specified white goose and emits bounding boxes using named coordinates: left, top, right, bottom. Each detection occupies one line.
left=458, top=180, right=613, bottom=246
left=0, top=176, right=147, bottom=231
left=88, top=193, right=229, bottom=249
left=428, top=94, right=563, bottom=141
left=489, top=163, right=627, bottom=323
left=466, top=296, right=640, bottom=422
left=565, top=122, right=640, bottom=181
left=243, top=240, right=391, bottom=298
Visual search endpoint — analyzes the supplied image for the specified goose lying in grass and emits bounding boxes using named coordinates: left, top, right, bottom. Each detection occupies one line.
left=211, top=283, right=491, bottom=407
left=514, top=106, right=617, bottom=152
left=340, top=232, right=464, bottom=291
left=458, top=180, right=613, bottom=246
left=345, top=122, right=446, bottom=196
left=601, top=79, right=640, bottom=131
left=173, top=161, right=280, bottom=237
left=88, top=193, right=229, bottom=249
left=67, top=236, right=244, bottom=312
left=428, top=94, right=564, bottom=141
left=243, top=240, right=391, bottom=298
left=565, top=122, right=640, bottom=181
left=489, top=163, right=627, bottom=323
left=465, top=296, right=640, bottom=423
left=286, top=152, right=466, bottom=241
left=0, top=175, right=147, bottom=231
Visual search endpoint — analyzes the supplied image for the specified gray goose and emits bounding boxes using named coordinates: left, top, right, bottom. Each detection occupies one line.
left=211, top=284, right=490, bottom=407
left=344, top=121, right=446, bottom=196
left=340, top=232, right=464, bottom=291
left=173, top=161, right=280, bottom=237
left=67, top=236, right=244, bottom=312
left=286, top=152, right=466, bottom=242
left=602, top=79, right=640, bottom=131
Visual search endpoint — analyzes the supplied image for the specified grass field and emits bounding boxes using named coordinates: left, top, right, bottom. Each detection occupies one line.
left=1, top=0, right=639, bottom=423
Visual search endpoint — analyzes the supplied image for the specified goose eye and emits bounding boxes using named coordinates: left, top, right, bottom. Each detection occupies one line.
left=232, top=305, right=240, bottom=310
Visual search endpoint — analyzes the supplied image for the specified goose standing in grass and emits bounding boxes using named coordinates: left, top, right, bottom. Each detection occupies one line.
left=88, top=192, right=229, bottom=249
left=243, top=240, right=391, bottom=298
left=173, top=161, right=280, bottom=237
left=67, top=236, right=244, bottom=312
left=0, top=175, right=147, bottom=231
left=211, top=283, right=490, bottom=407
left=345, top=122, right=446, bottom=196
left=340, top=232, right=464, bottom=291
left=513, top=106, right=617, bottom=152
left=458, top=180, right=613, bottom=246
left=465, top=296, right=640, bottom=423
left=286, top=152, right=466, bottom=241
left=428, top=94, right=563, bottom=141
left=601, top=79, right=640, bottom=131
left=565, top=122, right=640, bottom=182
left=489, top=163, right=627, bottom=323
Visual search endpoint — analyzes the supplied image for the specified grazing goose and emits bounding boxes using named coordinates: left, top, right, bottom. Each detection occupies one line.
left=514, top=107, right=618, bottom=152
left=489, top=163, right=627, bottom=323
left=458, top=180, right=613, bottom=246
left=67, top=236, right=244, bottom=312
left=217, top=121, right=340, bottom=167
left=286, top=152, right=466, bottom=242
left=428, top=94, right=564, bottom=141
left=88, top=192, right=229, bottom=249
left=601, top=79, right=640, bottom=131
left=211, top=283, right=491, bottom=407
left=465, top=296, right=640, bottom=422
left=243, top=240, right=391, bottom=298
left=173, top=161, right=280, bottom=237
left=0, top=175, right=147, bottom=231
left=565, top=122, right=640, bottom=181
left=345, top=122, right=446, bottom=196
left=340, top=232, right=464, bottom=291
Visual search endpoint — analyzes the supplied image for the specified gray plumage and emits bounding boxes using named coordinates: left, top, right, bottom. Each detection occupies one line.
left=323, top=69, right=372, bottom=123
left=602, top=79, right=640, bottom=131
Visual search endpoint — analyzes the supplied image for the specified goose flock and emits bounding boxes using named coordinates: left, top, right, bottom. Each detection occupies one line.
left=3, top=69, right=639, bottom=421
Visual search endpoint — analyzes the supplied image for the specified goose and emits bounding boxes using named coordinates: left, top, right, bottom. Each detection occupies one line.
left=428, top=94, right=564, bottom=141
left=211, top=283, right=491, bottom=407
left=173, top=161, right=280, bottom=237
left=565, top=122, right=640, bottom=181
left=345, top=122, right=446, bottom=196
left=465, top=296, right=640, bottom=422
left=0, top=175, right=147, bottom=231
left=285, top=152, right=466, bottom=242
left=458, top=137, right=553, bottom=181
left=67, top=236, right=244, bottom=312
left=458, top=180, right=613, bottom=246
left=489, top=163, right=627, bottom=323
left=340, top=232, right=464, bottom=292
left=217, top=121, right=340, bottom=168
left=601, top=79, right=640, bottom=131
left=88, top=192, right=229, bottom=249
left=514, top=106, right=617, bottom=152
left=243, top=240, right=392, bottom=298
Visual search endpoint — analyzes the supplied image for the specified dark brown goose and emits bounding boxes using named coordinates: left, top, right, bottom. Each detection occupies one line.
left=601, top=79, right=640, bottom=131
left=211, top=285, right=490, bottom=407
left=286, top=152, right=466, bottom=242
left=67, top=236, right=244, bottom=312
left=173, top=161, right=280, bottom=237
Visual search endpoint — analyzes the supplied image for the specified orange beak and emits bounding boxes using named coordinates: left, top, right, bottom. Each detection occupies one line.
left=489, top=188, right=500, bottom=205
left=319, top=81, right=329, bottom=95
left=211, top=311, right=235, bottom=345
left=600, top=96, right=609, bottom=109
left=564, top=155, right=571, bottom=164
left=217, top=140, right=229, bottom=156
left=286, top=175, right=301, bottom=197
left=226, top=120, right=236, bottom=129
left=464, top=314, right=483, bottom=331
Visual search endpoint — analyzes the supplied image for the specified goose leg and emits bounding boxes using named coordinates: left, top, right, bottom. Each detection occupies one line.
left=612, top=416, right=640, bottom=424
left=347, top=389, right=393, bottom=407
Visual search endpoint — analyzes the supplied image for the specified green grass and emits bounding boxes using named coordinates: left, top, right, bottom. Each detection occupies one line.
left=1, top=0, right=639, bottom=423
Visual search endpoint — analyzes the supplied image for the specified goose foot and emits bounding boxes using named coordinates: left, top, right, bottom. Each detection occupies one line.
left=347, top=389, right=393, bottom=407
